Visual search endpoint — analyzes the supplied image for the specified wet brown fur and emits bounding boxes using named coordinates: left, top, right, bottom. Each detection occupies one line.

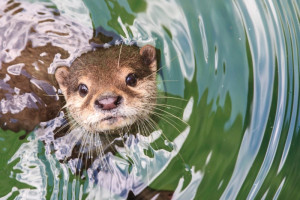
left=0, top=42, right=69, bottom=132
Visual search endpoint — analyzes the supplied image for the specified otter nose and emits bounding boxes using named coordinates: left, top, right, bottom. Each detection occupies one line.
left=94, top=95, right=122, bottom=110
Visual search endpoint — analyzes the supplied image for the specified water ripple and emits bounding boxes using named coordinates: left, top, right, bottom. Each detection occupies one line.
left=221, top=0, right=279, bottom=199
left=1, top=0, right=299, bottom=199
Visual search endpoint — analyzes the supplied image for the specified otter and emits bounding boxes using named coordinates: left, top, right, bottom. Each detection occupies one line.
left=0, top=35, right=176, bottom=199
left=0, top=42, right=157, bottom=134
left=55, top=44, right=157, bottom=134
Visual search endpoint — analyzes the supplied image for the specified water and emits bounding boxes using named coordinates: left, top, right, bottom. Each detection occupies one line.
left=0, top=0, right=299, bottom=199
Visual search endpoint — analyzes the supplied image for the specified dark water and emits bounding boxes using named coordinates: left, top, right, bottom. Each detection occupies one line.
left=0, top=0, right=299, bottom=199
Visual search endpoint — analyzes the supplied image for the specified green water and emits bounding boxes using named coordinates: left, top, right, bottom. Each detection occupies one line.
left=0, top=0, right=299, bottom=199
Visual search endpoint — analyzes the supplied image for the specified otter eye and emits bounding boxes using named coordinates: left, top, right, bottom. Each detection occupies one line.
left=126, top=73, right=137, bottom=87
left=78, top=84, right=88, bottom=97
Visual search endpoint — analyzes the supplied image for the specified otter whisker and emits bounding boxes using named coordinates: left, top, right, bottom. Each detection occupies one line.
left=61, top=128, right=82, bottom=164
left=147, top=116, right=188, bottom=164
left=143, top=118, right=154, bottom=137
left=103, top=132, right=114, bottom=154
left=136, top=119, right=151, bottom=184
left=144, top=110, right=183, bottom=134
left=53, top=121, right=72, bottom=136
left=140, top=102, right=184, bottom=111
left=139, top=117, right=187, bottom=179
left=153, top=96, right=188, bottom=102
left=94, top=133, right=103, bottom=163
left=84, top=131, right=92, bottom=170
left=137, top=120, right=142, bottom=135
left=148, top=115, right=171, bottom=142
left=140, top=118, right=160, bottom=152
left=62, top=117, right=79, bottom=132
left=99, top=136, right=108, bottom=170
left=96, top=134, right=104, bottom=164
left=139, top=118, right=149, bottom=137
left=156, top=80, right=179, bottom=83
left=94, top=133, right=101, bottom=156
left=146, top=117, right=177, bottom=151
left=147, top=116, right=190, bottom=167
left=42, top=94, right=65, bottom=97
left=101, top=139, right=114, bottom=174
left=88, top=133, right=94, bottom=170
left=153, top=111, right=183, bottom=129
left=56, top=118, right=77, bottom=135
left=143, top=117, right=159, bottom=137
left=88, top=132, right=93, bottom=160
left=117, top=43, right=123, bottom=68
left=136, top=105, right=185, bottom=126
left=78, top=130, right=90, bottom=172
left=62, top=104, right=69, bottom=110
left=76, top=133, right=86, bottom=172
left=152, top=106, right=189, bottom=126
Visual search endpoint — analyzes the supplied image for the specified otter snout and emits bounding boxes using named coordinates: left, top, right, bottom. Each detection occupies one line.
left=94, top=95, right=123, bottom=111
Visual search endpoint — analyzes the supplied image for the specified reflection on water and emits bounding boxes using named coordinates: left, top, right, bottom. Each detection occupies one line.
left=0, top=0, right=299, bottom=199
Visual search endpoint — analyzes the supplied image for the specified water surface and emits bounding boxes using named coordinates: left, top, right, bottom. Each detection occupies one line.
left=0, top=0, right=299, bottom=199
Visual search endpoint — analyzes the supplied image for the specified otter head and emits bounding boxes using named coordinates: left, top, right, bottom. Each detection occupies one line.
left=55, top=45, right=157, bottom=133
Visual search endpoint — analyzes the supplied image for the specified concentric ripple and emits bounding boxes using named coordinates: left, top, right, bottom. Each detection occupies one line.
left=0, top=0, right=299, bottom=199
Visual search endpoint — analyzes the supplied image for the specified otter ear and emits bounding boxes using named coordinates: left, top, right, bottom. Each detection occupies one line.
left=140, top=45, right=157, bottom=72
left=55, top=66, right=69, bottom=96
